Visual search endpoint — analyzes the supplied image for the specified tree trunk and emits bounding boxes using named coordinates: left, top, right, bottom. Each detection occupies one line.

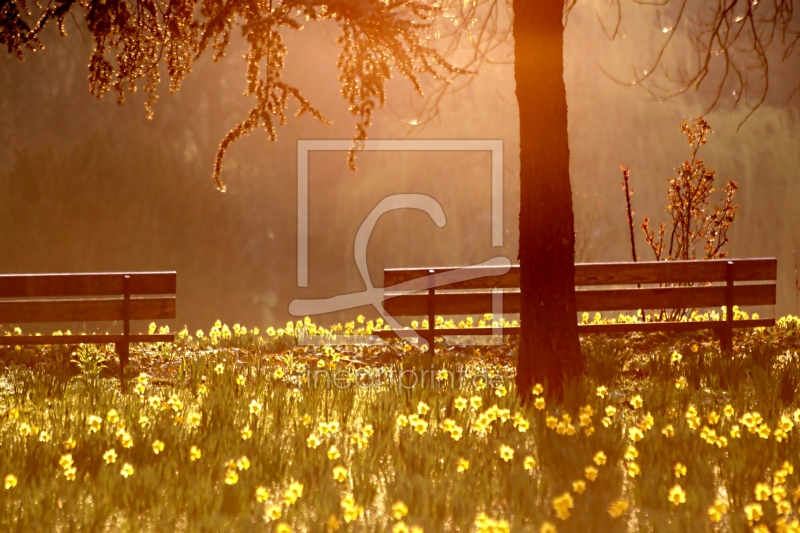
left=513, top=0, right=584, bottom=398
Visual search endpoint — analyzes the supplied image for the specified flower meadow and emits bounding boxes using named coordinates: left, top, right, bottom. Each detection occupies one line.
left=1, top=316, right=800, bottom=532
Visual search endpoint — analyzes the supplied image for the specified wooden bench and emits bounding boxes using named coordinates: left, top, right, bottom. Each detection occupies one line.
left=377, top=259, right=776, bottom=353
left=0, top=272, right=176, bottom=389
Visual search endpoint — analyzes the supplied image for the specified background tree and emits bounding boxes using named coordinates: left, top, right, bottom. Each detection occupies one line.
left=1, top=0, right=798, bottom=397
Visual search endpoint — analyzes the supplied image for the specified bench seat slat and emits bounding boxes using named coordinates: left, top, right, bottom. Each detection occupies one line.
left=0, top=272, right=177, bottom=298
left=0, top=334, right=175, bottom=346
left=0, top=297, right=176, bottom=323
left=383, top=284, right=775, bottom=316
left=374, top=318, right=775, bottom=338
left=383, top=259, right=777, bottom=290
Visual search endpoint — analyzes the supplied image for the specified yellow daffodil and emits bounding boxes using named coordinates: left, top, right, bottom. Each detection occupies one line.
left=552, top=492, right=574, bottom=520
left=523, top=456, right=536, bottom=471
left=332, top=466, right=348, bottom=482
left=255, top=486, right=269, bottom=503
left=668, top=484, right=686, bottom=505
left=593, top=451, right=607, bottom=466
left=103, top=449, right=117, bottom=464
left=392, top=501, right=409, bottom=519
left=608, top=499, right=628, bottom=517
left=189, top=446, right=202, bottom=461
left=120, top=463, right=134, bottom=478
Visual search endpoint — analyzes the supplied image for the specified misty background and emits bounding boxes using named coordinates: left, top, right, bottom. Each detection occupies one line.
left=1, top=1, right=799, bottom=333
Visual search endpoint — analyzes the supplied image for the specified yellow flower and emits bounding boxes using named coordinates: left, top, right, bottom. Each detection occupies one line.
left=675, top=376, right=688, bottom=389
left=498, top=445, right=514, bottom=462
left=758, top=423, right=771, bottom=439
left=572, top=480, right=586, bottom=494
left=628, top=427, right=643, bottom=442
left=38, top=431, right=51, bottom=443
left=190, top=446, right=202, bottom=461
left=450, top=426, right=464, bottom=441
left=454, top=397, right=467, bottom=411
left=119, top=432, right=133, bottom=449
left=392, top=501, right=409, bottom=520
left=773, top=485, right=787, bottom=503
left=307, top=433, right=321, bottom=449
left=755, top=483, right=772, bottom=501
left=393, top=522, right=409, bottom=533
left=707, top=411, right=720, bottom=424
left=668, top=484, right=686, bottom=505
left=255, top=486, right=269, bottom=503
left=87, top=415, right=102, bottom=433
left=396, top=414, right=409, bottom=428
left=534, top=397, right=546, bottom=410
left=671, top=351, right=682, bottom=364
left=417, top=402, right=430, bottom=415
left=627, top=462, right=640, bottom=477
left=552, top=492, right=574, bottom=520
left=457, top=458, right=470, bottom=473
left=605, top=405, right=616, bottom=417
left=265, top=505, right=282, bottom=520
left=327, top=445, right=341, bottom=460
left=723, top=404, right=735, bottom=418
left=273, top=368, right=285, bottom=380
left=152, top=440, right=164, bottom=454
left=533, top=383, right=544, bottom=395
left=596, top=385, right=608, bottom=398
left=224, top=469, right=239, bottom=485
left=524, top=456, right=537, bottom=471
left=593, top=451, right=607, bottom=466
left=59, top=454, right=74, bottom=469
left=120, top=463, right=134, bottom=478
left=744, top=502, right=763, bottom=523
left=107, top=409, right=120, bottom=425
left=412, top=419, right=428, bottom=435
left=64, top=438, right=76, bottom=450
left=276, top=523, right=291, bottom=533
left=103, top=449, right=118, bottom=464
left=546, top=416, right=558, bottom=429
left=539, top=522, right=556, bottom=533
left=63, top=467, right=77, bottom=481
left=495, top=385, right=507, bottom=398
left=236, top=456, right=250, bottom=470
left=730, top=425, right=741, bottom=438
left=624, top=445, right=638, bottom=461
left=188, top=412, right=202, bottom=428
left=284, top=481, right=304, bottom=505
left=707, top=500, right=727, bottom=522
left=629, top=395, right=643, bottom=409
left=585, top=466, right=599, bottom=481
left=470, top=396, right=482, bottom=410
left=608, top=499, right=629, bottom=518
left=5, top=474, right=17, bottom=490
left=249, top=400, right=262, bottom=415
left=673, top=463, right=687, bottom=478
left=332, top=466, right=348, bottom=482
left=240, top=425, right=253, bottom=440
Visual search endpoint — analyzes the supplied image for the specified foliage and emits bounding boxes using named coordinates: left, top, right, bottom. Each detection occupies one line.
left=640, top=117, right=738, bottom=263
left=0, top=0, right=497, bottom=190
left=621, top=117, right=739, bottom=320
left=1, top=316, right=800, bottom=531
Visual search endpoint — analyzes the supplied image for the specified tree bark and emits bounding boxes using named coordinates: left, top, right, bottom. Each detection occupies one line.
left=513, top=0, right=584, bottom=398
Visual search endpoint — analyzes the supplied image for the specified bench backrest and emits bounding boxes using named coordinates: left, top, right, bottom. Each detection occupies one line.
left=383, top=259, right=777, bottom=316
left=0, top=272, right=176, bottom=324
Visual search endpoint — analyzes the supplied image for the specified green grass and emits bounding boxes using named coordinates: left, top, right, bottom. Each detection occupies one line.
left=1, top=316, right=800, bottom=532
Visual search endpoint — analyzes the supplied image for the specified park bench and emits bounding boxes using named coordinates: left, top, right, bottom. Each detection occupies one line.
left=0, top=272, right=176, bottom=389
left=378, top=259, right=776, bottom=354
